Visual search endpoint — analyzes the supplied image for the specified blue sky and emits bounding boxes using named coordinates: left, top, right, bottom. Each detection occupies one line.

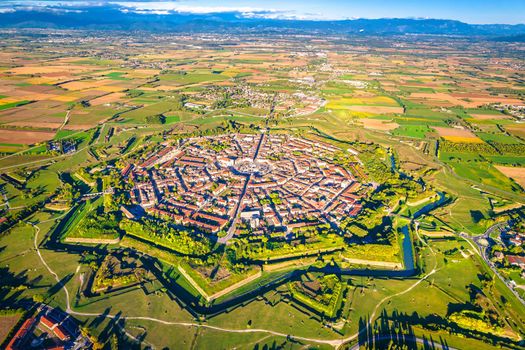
left=1, top=0, right=525, bottom=24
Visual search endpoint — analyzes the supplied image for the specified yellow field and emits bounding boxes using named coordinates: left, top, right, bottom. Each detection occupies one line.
left=332, top=109, right=372, bottom=119
left=347, top=105, right=404, bottom=114
left=16, top=93, right=60, bottom=101
left=442, top=136, right=484, bottom=143
left=0, top=98, right=20, bottom=105
left=8, top=65, right=93, bottom=75
left=470, top=113, right=511, bottom=120
left=327, top=95, right=399, bottom=107
left=26, top=77, right=68, bottom=85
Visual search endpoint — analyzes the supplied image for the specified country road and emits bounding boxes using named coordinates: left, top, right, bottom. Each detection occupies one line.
left=59, top=109, right=71, bottom=131
left=30, top=213, right=445, bottom=349
left=348, top=335, right=457, bottom=350
left=0, top=144, right=90, bottom=171
left=465, top=221, right=525, bottom=308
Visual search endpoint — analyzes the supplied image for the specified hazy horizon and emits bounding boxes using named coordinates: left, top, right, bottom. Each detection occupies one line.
left=1, top=0, right=524, bottom=24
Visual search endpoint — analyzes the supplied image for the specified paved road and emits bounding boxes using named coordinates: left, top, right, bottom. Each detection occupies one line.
left=218, top=174, right=250, bottom=244
left=218, top=133, right=265, bottom=244
left=29, top=210, right=461, bottom=350
left=461, top=222, right=525, bottom=308
left=348, top=335, right=457, bottom=350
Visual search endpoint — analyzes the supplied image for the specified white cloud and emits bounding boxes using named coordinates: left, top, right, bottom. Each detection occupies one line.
left=0, top=0, right=344, bottom=20
left=109, top=2, right=272, bottom=15
left=0, top=1, right=100, bottom=12
left=243, top=11, right=329, bottom=21
left=108, top=1, right=335, bottom=20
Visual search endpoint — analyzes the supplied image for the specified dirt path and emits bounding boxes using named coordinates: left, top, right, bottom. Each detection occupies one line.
left=30, top=215, right=446, bottom=350
left=59, top=109, right=71, bottom=131
left=341, top=257, right=402, bottom=269
left=208, top=270, right=262, bottom=301
left=177, top=265, right=210, bottom=300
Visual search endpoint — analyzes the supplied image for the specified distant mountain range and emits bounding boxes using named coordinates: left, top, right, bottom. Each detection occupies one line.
left=1, top=5, right=524, bottom=37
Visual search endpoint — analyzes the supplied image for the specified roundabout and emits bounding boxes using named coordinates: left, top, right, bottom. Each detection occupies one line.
left=233, top=158, right=272, bottom=176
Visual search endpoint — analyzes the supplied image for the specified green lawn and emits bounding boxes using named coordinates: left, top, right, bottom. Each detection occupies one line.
left=159, top=72, right=229, bottom=85
left=0, top=100, right=31, bottom=111
left=392, top=125, right=432, bottom=139
left=476, top=132, right=522, bottom=144
left=105, top=71, right=130, bottom=81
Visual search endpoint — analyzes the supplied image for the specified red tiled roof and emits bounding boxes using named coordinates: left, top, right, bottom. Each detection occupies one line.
left=6, top=318, right=36, bottom=350
left=40, top=315, right=55, bottom=329
left=121, top=164, right=133, bottom=177
left=507, top=255, right=525, bottom=265
left=53, top=325, right=69, bottom=341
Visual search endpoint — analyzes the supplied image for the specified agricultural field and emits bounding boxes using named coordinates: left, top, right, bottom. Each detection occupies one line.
left=0, top=29, right=524, bottom=350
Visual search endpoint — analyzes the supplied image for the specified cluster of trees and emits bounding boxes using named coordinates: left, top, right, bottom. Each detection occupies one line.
left=491, top=243, right=523, bottom=258
left=341, top=202, right=394, bottom=239
left=119, top=218, right=212, bottom=256
left=170, top=94, right=186, bottom=110
left=212, top=92, right=233, bottom=109
left=101, top=170, right=132, bottom=209
left=344, top=223, right=368, bottom=237
left=75, top=210, right=121, bottom=239
left=265, top=152, right=283, bottom=161
left=18, top=186, right=41, bottom=200
left=487, top=87, right=524, bottom=97
left=171, top=120, right=259, bottom=140
left=361, top=147, right=397, bottom=183
left=232, top=233, right=344, bottom=261
left=362, top=308, right=515, bottom=350
left=126, top=89, right=143, bottom=98
left=449, top=310, right=504, bottom=336
left=332, top=151, right=359, bottom=169
left=289, top=274, right=344, bottom=318
left=207, top=85, right=256, bottom=109
left=55, top=183, right=80, bottom=206
left=488, top=142, right=525, bottom=155
left=442, top=128, right=525, bottom=157
left=145, top=114, right=166, bottom=124
left=0, top=200, right=45, bottom=233
left=75, top=167, right=96, bottom=186
left=93, top=270, right=138, bottom=292
left=202, top=139, right=229, bottom=152
left=268, top=191, right=282, bottom=205
left=344, top=242, right=400, bottom=263
left=291, top=223, right=333, bottom=239
left=439, top=140, right=497, bottom=155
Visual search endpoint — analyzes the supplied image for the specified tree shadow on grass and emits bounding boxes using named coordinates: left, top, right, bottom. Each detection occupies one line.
left=89, top=306, right=112, bottom=329
left=99, top=311, right=123, bottom=344
left=47, top=273, right=73, bottom=297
